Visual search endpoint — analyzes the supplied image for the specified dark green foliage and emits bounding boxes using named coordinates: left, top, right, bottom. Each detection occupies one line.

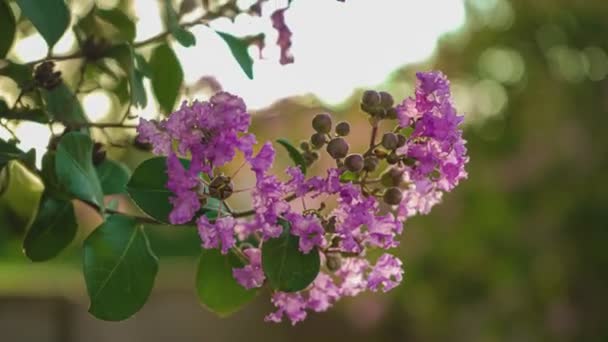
left=55, top=132, right=104, bottom=209
left=23, top=196, right=76, bottom=261
left=196, top=248, right=258, bottom=316
left=15, top=0, right=70, bottom=48
left=83, top=215, right=158, bottom=321
left=262, top=221, right=320, bottom=292
left=149, top=44, right=183, bottom=114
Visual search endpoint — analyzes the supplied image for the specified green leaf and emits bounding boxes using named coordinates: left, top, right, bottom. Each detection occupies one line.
left=134, top=53, right=152, bottom=78
left=262, top=220, right=320, bottom=292
left=196, top=248, right=258, bottom=317
left=83, top=215, right=158, bottom=321
left=55, top=132, right=105, bottom=209
left=0, top=1, right=16, bottom=57
left=41, top=152, right=69, bottom=199
left=75, top=7, right=136, bottom=43
left=216, top=31, right=254, bottom=79
left=23, top=196, right=77, bottom=261
left=172, top=28, right=196, bottom=47
left=0, top=61, right=31, bottom=85
left=276, top=138, right=307, bottom=175
left=0, top=160, right=44, bottom=227
left=127, top=157, right=226, bottom=223
left=96, top=9, right=136, bottom=42
left=0, top=100, right=48, bottom=123
left=96, top=159, right=130, bottom=195
left=0, top=139, right=35, bottom=169
left=41, top=83, right=88, bottom=125
left=105, top=44, right=147, bottom=108
left=339, top=170, right=358, bottom=183
left=126, top=157, right=180, bottom=223
left=164, top=0, right=196, bottom=47
left=149, top=44, right=183, bottom=114
left=15, top=0, right=70, bottom=48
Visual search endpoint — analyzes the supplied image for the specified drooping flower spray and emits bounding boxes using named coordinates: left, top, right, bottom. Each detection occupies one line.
left=137, top=71, right=469, bottom=324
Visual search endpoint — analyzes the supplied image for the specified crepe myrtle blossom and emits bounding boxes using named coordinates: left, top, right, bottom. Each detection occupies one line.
left=137, top=71, right=468, bottom=324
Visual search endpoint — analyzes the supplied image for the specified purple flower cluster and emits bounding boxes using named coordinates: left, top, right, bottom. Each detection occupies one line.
left=137, top=71, right=468, bottom=324
left=265, top=254, right=403, bottom=325
left=395, top=71, right=469, bottom=218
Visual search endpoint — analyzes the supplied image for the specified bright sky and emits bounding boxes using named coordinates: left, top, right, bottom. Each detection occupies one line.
left=6, top=0, right=466, bottom=163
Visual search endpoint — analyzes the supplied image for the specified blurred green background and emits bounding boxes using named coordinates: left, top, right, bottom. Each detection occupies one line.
left=1, top=0, right=608, bottom=341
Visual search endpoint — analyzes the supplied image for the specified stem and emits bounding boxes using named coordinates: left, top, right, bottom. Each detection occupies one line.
left=232, top=193, right=298, bottom=218
left=24, top=3, right=232, bottom=67
left=60, top=122, right=138, bottom=129
left=105, top=207, right=158, bottom=223
left=368, top=123, right=378, bottom=153
left=0, top=120, right=19, bottom=142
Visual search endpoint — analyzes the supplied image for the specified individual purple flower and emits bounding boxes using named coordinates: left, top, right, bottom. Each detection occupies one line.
left=395, top=97, right=420, bottom=128
left=367, top=254, right=403, bottom=292
left=251, top=174, right=289, bottom=235
left=166, top=153, right=200, bottom=224
left=248, top=142, right=275, bottom=176
left=197, top=216, right=236, bottom=254
left=285, top=212, right=326, bottom=253
left=365, top=213, right=403, bottom=249
left=336, top=257, right=370, bottom=296
left=307, top=273, right=341, bottom=312
left=271, top=8, right=294, bottom=65
left=332, top=184, right=378, bottom=253
left=232, top=248, right=265, bottom=289
left=265, top=292, right=307, bottom=325
left=136, top=119, right=171, bottom=155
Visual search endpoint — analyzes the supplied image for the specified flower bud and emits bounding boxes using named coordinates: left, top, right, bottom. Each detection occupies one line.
left=34, top=61, right=62, bottom=90
left=344, top=153, right=364, bottom=172
left=326, top=137, right=349, bottom=159
left=310, top=133, right=327, bottom=148
left=312, top=113, right=332, bottom=133
left=397, top=134, right=407, bottom=147
left=386, top=151, right=400, bottom=164
left=209, top=175, right=234, bottom=200
left=373, top=149, right=387, bottom=158
left=300, top=141, right=310, bottom=151
left=335, top=121, right=350, bottom=136
left=326, top=253, right=342, bottom=272
left=383, top=187, right=403, bottom=205
left=381, top=132, right=398, bottom=150
left=362, top=90, right=381, bottom=107
left=363, top=156, right=379, bottom=172
left=379, top=91, right=394, bottom=108
left=92, top=142, right=106, bottom=166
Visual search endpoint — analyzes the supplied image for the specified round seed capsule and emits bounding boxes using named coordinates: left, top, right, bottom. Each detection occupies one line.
left=326, top=253, right=342, bottom=272
left=397, top=134, right=407, bottom=147
left=363, top=156, right=379, bottom=172
left=310, top=133, right=327, bottom=148
left=386, top=151, right=400, bottom=164
left=335, top=121, right=350, bottom=136
left=362, top=90, right=381, bottom=107
left=300, top=141, right=310, bottom=151
left=326, top=137, right=349, bottom=159
left=344, top=154, right=364, bottom=172
left=312, top=113, right=332, bottom=133
left=381, top=168, right=403, bottom=187
left=381, top=132, right=399, bottom=150
left=379, top=91, right=394, bottom=108
left=383, top=187, right=403, bottom=205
